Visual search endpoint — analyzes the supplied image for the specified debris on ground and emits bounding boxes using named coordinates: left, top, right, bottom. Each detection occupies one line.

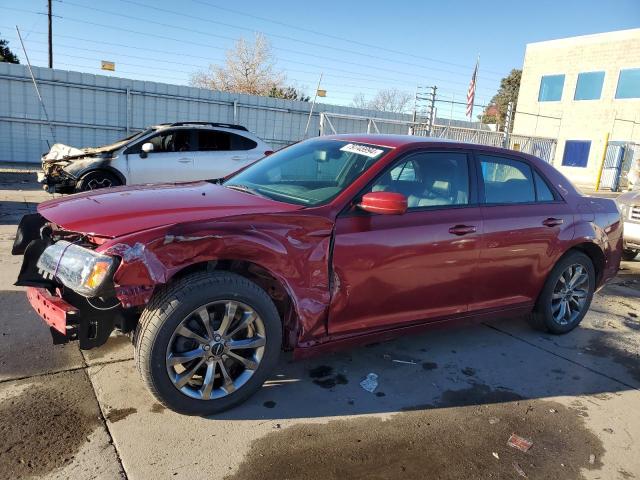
left=488, top=417, right=500, bottom=425
left=589, top=453, right=596, bottom=464
left=507, top=433, right=533, bottom=452
left=392, top=359, right=417, bottom=365
left=549, top=408, right=558, bottom=413
left=492, top=452, right=500, bottom=459
left=513, top=462, right=527, bottom=477
left=359, top=373, right=379, bottom=393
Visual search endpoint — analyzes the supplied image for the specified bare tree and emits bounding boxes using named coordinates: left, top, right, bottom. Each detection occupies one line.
left=351, top=88, right=412, bottom=113
left=191, top=33, right=285, bottom=95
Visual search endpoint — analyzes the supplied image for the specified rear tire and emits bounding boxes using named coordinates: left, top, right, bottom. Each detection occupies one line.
left=528, top=251, right=595, bottom=334
left=622, top=249, right=639, bottom=261
left=77, top=170, right=122, bottom=192
left=135, top=272, right=282, bottom=415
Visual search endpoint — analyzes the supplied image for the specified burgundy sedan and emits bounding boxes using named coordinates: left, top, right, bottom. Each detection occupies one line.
left=13, top=135, right=622, bottom=415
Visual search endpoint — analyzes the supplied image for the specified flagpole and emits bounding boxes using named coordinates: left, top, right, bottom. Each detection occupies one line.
left=475, top=55, right=480, bottom=126
left=469, top=54, right=482, bottom=123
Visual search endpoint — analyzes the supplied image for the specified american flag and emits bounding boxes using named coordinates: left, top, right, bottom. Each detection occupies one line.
left=466, top=59, right=479, bottom=119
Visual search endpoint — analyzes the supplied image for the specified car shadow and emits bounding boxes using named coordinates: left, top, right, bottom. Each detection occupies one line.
left=206, top=263, right=640, bottom=421
left=212, top=306, right=639, bottom=421
left=0, top=172, right=44, bottom=191
left=0, top=200, right=38, bottom=225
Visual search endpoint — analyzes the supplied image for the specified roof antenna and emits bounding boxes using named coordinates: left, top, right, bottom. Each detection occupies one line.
left=16, top=25, right=56, bottom=147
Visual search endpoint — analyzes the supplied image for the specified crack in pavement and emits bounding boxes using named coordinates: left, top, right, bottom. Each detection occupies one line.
left=0, top=356, right=134, bottom=385
left=482, top=322, right=639, bottom=391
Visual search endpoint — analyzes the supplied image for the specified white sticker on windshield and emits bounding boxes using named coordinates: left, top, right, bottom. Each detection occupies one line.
left=340, top=143, right=384, bottom=158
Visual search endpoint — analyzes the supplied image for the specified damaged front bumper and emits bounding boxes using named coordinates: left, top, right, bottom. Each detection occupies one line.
left=38, top=163, right=77, bottom=194
left=13, top=213, right=127, bottom=349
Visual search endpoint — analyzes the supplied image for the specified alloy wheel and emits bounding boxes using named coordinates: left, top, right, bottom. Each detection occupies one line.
left=165, top=300, right=266, bottom=400
left=87, top=177, right=112, bottom=189
left=551, top=263, right=589, bottom=326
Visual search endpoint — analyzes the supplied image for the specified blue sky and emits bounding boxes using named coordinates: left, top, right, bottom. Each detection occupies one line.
left=3, top=0, right=639, bottom=118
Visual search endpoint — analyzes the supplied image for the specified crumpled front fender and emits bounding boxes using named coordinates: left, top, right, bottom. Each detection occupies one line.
left=99, top=213, right=335, bottom=343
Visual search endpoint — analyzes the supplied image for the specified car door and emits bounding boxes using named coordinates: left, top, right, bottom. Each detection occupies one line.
left=471, top=152, right=574, bottom=312
left=328, top=150, right=482, bottom=335
left=192, top=130, right=257, bottom=180
left=126, top=129, right=197, bottom=184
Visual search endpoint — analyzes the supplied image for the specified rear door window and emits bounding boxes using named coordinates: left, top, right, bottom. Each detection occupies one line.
left=197, top=130, right=232, bottom=151
left=479, top=155, right=535, bottom=204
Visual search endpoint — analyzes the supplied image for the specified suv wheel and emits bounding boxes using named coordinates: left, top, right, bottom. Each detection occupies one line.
left=529, top=251, right=595, bottom=334
left=622, top=249, right=638, bottom=261
left=135, top=272, right=282, bottom=415
left=77, top=171, right=122, bottom=191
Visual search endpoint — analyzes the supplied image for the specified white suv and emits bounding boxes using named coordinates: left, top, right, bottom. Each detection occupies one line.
left=39, top=122, right=273, bottom=193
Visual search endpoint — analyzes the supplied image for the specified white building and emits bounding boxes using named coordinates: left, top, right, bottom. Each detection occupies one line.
left=513, top=29, right=640, bottom=189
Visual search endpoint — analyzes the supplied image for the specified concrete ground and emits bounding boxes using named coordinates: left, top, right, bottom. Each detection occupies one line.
left=0, top=171, right=638, bottom=480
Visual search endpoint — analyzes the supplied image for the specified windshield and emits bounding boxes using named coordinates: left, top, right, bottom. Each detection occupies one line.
left=96, top=128, right=156, bottom=150
left=224, top=139, right=392, bottom=206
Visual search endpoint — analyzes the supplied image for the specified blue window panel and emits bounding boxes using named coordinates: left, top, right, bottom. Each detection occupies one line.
left=615, top=68, right=640, bottom=99
left=574, top=71, right=605, bottom=100
left=562, top=140, right=591, bottom=167
left=538, top=74, right=565, bottom=101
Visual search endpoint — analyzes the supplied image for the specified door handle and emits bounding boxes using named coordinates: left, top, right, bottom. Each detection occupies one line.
left=542, top=217, right=563, bottom=227
left=448, top=225, right=477, bottom=236
left=231, top=156, right=244, bottom=160
left=178, top=158, right=191, bottom=164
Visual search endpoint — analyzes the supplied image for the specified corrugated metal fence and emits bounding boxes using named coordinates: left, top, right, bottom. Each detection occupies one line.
left=0, top=63, right=410, bottom=163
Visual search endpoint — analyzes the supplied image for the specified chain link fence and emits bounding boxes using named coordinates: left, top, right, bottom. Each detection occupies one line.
left=319, top=112, right=558, bottom=163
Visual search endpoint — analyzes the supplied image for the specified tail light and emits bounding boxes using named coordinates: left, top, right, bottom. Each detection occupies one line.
left=264, top=150, right=274, bottom=156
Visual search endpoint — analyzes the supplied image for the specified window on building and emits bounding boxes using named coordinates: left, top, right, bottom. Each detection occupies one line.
left=538, top=74, right=565, bottom=102
left=574, top=71, right=605, bottom=100
left=561, top=140, right=591, bottom=168
left=615, top=68, right=640, bottom=99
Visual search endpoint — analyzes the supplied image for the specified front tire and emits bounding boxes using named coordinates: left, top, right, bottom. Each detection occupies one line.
left=529, top=251, right=595, bottom=334
left=77, top=170, right=122, bottom=192
left=622, top=249, right=639, bottom=261
left=135, top=272, right=282, bottom=415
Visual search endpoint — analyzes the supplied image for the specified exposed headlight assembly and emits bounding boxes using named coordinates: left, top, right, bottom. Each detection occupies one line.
left=37, top=240, right=116, bottom=297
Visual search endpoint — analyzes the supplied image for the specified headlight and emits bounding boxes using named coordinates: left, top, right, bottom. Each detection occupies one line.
left=37, top=240, right=116, bottom=297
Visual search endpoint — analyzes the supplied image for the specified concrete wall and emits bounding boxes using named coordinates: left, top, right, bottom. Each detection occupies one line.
left=513, top=28, right=640, bottom=188
left=0, top=63, right=411, bottom=163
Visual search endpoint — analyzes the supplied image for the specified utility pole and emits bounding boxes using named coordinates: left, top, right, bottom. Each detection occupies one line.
left=503, top=101, right=514, bottom=148
left=427, top=85, right=437, bottom=136
left=48, top=0, right=53, bottom=68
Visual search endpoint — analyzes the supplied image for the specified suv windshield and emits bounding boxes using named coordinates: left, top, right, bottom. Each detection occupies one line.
left=224, top=139, right=391, bottom=206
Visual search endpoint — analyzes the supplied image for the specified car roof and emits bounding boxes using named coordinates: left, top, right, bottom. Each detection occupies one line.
left=321, top=134, right=543, bottom=160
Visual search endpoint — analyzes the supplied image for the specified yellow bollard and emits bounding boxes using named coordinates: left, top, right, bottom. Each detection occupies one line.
left=594, top=132, right=610, bottom=192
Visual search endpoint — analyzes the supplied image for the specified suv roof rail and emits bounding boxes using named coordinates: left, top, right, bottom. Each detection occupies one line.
left=167, top=122, right=249, bottom=131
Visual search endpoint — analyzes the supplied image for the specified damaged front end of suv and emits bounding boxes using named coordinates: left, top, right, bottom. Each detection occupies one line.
left=40, top=145, right=121, bottom=193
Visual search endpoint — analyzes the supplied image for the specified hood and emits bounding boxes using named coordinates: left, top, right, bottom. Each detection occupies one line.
left=38, top=181, right=303, bottom=238
left=616, top=189, right=640, bottom=206
left=43, top=141, right=129, bottom=162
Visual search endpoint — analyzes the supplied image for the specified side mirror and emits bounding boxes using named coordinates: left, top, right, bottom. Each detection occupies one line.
left=140, top=142, right=154, bottom=158
left=358, top=192, right=408, bottom=215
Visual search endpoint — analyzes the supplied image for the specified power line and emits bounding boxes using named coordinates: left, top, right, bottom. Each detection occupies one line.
left=108, top=0, right=503, bottom=82
left=57, top=1, right=501, bottom=92
left=6, top=34, right=438, bottom=98
left=5, top=8, right=498, bottom=99
left=188, top=0, right=506, bottom=76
